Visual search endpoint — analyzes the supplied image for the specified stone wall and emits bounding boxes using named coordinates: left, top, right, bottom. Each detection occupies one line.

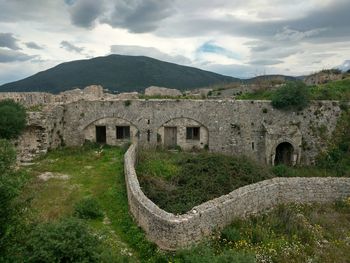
left=124, top=143, right=350, bottom=250
left=61, top=99, right=341, bottom=165
left=11, top=97, right=343, bottom=164
left=0, top=92, right=54, bottom=107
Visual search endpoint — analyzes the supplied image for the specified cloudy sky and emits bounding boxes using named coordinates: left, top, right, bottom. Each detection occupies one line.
left=0, top=0, right=350, bottom=85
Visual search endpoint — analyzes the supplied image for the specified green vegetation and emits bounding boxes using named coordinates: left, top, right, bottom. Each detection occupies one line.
left=137, top=150, right=272, bottom=214
left=0, top=143, right=349, bottom=262
left=316, top=108, right=350, bottom=176
left=0, top=55, right=237, bottom=93
left=0, top=140, right=26, bottom=246
left=74, top=197, right=104, bottom=219
left=215, top=201, right=350, bottom=262
left=238, top=77, right=350, bottom=103
left=0, top=99, right=26, bottom=139
left=1, top=145, right=147, bottom=262
left=24, top=218, right=102, bottom=262
left=309, top=78, right=350, bottom=101
left=271, top=81, right=310, bottom=110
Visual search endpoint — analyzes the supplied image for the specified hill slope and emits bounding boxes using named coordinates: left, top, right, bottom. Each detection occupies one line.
left=0, top=55, right=239, bottom=93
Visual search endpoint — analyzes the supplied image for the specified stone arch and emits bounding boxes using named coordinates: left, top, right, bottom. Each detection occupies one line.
left=157, top=117, right=209, bottom=150
left=83, top=117, right=139, bottom=146
left=274, top=142, right=294, bottom=166
left=271, top=138, right=300, bottom=166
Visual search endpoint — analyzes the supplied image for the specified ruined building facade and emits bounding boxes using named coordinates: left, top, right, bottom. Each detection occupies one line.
left=4, top=89, right=341, bottom=166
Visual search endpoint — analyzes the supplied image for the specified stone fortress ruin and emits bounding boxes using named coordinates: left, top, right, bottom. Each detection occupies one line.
left=2, top=85, right=350, bottom=250
left=1, top=85, right=342, bottom=166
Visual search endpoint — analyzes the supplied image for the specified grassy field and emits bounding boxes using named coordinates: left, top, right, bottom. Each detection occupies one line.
left=21, top=144, right=156, bottom=262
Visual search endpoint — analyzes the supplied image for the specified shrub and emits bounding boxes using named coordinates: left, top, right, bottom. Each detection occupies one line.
left=0, top=139, right=25, bottom=242
left=0, top=139, right=16, bottom=174
left=271, top=81, right=310, bottom=110
left=24, top=218, right=101, bottom=262
left=221, top=226, right=241, bottom=242
left=0, top=99, right=26, bottom=139
left=74, top=197, right=104, bottom=219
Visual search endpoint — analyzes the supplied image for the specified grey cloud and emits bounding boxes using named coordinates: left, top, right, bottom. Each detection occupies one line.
left=110, top=45, right=191, bottom=65
left=25, top=42, right=44, bottom=50
left=249, top=59, right=284, bottom=66
left=0, top=33, right=21, bottom=50
left=0, top=48, right=35, bottom=63
left=157, top=0, right=350, bottom=43
left=246, top=40, right=300, bottom=66
left=0, top=1, right=69, bottom=23
left=69, top=0, right=104, bottom=28
left=60, top=41, right=84, bottom=53
left=105, top=0, right=174, bottom=33
left=274, top=27, right=329, bottom=42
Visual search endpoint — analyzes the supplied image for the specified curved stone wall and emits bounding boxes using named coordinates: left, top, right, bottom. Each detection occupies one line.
left=124, top=144, right=350, bottom=250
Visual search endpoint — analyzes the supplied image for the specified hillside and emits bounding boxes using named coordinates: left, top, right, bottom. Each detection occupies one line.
left=0, top=55, right=238, bottom=94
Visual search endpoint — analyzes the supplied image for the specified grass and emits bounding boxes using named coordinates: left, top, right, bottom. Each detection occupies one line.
left=16, top=144, right=350, bottom=262
left=21, top=144, right=155, bottom=262
left=213, top=201, right=350, bottom=263
left=137, top=150, right=272, bottom=214
left=237, top=77, right=350, bottom=101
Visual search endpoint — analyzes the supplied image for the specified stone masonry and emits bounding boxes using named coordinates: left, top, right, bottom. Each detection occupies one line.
left=124, top=143, right=350, bottom=250
left=4, top=93, right=342, bottom=164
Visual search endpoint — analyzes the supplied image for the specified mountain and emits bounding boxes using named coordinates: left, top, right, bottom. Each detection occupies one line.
left=0, top=55, right=239, bottom=94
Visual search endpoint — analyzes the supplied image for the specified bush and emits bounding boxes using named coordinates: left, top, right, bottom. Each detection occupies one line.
left=24, top=218, right=101, bottom=262
left=221, top=226, right=241, bottom=242
left=74, top=197, right=104, bottom=219
left=271, top=81, right=310, bottom=110
left=0, top=140, right=24, bottom=243
left=0, top=139, right=16, bottom=174
left=0, top=99, right=26, bottom=139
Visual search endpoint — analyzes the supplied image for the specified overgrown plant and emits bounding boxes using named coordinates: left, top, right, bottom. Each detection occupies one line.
left=74, top=197, right=104, bottom=219
left=271, top=81, right=310, bottom=110
left=0, top=99, right=26, bottom=139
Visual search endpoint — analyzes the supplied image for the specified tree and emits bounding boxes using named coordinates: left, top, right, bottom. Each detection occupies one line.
left=271, top=81, right=310, bottom=111
left=0, top=99, right=26, bottom=139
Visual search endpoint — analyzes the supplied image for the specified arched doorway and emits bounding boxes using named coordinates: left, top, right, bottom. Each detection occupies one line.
left=274, top=142, right=294, bottom=166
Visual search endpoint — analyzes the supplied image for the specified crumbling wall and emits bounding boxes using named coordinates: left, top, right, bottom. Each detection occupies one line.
left=124, top=143, right=350, bottom=250
left=61, top=99, right=341, bottom=165
left=0, top=92, right=54, bottom=107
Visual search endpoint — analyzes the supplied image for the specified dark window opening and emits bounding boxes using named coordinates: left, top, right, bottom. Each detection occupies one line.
left=186, top=127, right=200, bottom=140
left=116, top=126, right=130, bottom=139
left=96, top=126, right=106, bottom=144
left=252, top=142, right=255, bottom=150
left=147, top=130, right=151, bottom=142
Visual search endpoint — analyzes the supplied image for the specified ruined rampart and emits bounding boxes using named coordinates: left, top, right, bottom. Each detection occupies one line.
left=124, top=143, right=350, bottom=250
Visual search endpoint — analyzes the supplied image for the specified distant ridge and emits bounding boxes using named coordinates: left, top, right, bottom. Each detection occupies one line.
left=0, top=55, right=239, bottom=94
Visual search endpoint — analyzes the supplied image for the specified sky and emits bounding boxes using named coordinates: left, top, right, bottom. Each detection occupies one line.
left=0, top=0, right=350, bottom=85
